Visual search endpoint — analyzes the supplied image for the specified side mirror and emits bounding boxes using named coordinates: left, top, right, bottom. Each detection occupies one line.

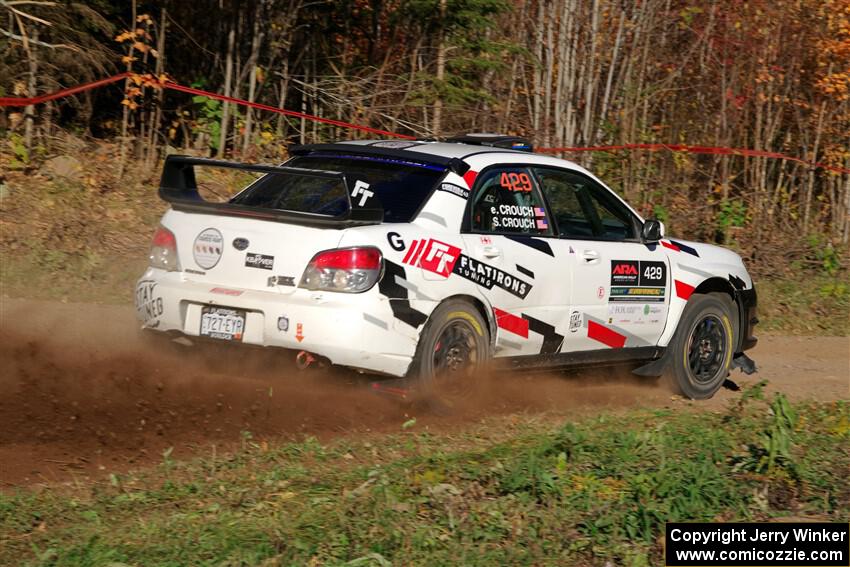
left=641, top=219, right=664, bottom=242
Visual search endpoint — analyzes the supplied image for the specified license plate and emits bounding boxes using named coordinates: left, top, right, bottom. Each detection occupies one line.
left=200, top=306, right=245, bottom=341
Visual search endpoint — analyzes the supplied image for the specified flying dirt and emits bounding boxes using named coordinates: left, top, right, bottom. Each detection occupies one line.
left=0, top=298, right=847, bottom=487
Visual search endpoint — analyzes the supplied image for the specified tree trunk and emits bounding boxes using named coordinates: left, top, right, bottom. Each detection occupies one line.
left=22, top=27, right=38, bottom=151
left=145, top=8, right=166, bottom=169
left=217, top=22, right=236, bottom=157
left=242, top=2, right=263, bottom=156
left=117, top=0, right=138, bottom=179
left=432, top=0, right=447, bottom=137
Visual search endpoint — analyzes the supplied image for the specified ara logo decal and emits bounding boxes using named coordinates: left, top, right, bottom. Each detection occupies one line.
left=610, top=260, right=640, bottom=286
left=351, top=180, right=374, bottom=207
left=402, top=238, right=461, bottom=278
left=612, top=264, right=638, bottom=275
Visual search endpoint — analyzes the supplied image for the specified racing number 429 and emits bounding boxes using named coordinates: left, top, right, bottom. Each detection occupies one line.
left=644, top=265, right=663, bottom=280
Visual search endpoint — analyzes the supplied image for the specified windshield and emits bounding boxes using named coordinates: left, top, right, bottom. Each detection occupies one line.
left=230, top=152, right=446, bottom=222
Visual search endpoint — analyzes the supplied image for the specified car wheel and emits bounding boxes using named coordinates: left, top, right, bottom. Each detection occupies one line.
left=668, top=293, right=735, bottom=400
left=408, top=299, right=490, bottom=392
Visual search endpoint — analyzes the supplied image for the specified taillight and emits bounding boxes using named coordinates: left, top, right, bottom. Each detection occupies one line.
left=149, top=226, right=181, bottom=271
left=299, top=247, right=382, bottom=293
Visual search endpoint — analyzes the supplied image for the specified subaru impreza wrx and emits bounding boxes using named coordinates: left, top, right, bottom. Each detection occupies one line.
left=135, top=134, right=757, bottom=399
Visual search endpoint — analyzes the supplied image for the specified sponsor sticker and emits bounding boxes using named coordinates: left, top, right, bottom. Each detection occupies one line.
left=569, top=310, right=582, bottom=332
left=607, top=303, right=664, bottom=325
left=351, top=180, right=374, bottom=207
left=245, top=252, right=274, bottom=270
left=453, top=254, right=532, bottom=299
left=437, top=183, right=470, bottom=199
left=193, top=228, right=224, bottom=269
left=610, top=260, right=667, bottom=303
left=232, top=237, right=249, bottom=251
left=610, top=286, right=666, bottom=302
left=135, top=280, right=163, bottom=326
left=402, top=238, right=461, bottom=278
left=611, top=260, right=640, bottom=285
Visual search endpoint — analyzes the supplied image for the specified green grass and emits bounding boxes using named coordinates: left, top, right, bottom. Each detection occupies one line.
left=758, top=275, right=850, bottom=335
left=2, top=391, right=848, bottom=566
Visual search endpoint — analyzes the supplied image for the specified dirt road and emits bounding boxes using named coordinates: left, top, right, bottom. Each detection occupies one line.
left=1, top=298, right=847, bottom=486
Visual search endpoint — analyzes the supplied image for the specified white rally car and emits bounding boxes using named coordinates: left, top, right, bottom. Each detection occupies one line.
left=135, top=134, right=757, bottom=399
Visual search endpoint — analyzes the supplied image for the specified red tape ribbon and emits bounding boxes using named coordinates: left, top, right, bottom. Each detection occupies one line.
left=1, top=73, right=846, bottom=173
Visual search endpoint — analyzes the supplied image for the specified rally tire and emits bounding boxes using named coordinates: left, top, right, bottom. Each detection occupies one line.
left=407, top=299, right=491, bottom=390
left=667, top=293, right=735, bottom=400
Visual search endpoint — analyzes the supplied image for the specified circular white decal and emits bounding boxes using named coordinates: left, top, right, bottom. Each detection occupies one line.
left=193, top=228, right=223, bottom=269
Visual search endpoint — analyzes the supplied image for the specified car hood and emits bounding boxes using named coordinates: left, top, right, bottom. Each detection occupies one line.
left=668, top=237, right=753, bottom=288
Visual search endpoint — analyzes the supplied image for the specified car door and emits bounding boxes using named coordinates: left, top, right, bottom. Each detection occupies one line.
left=461, top=165, right=571, bottom=357
left=532, top=166, right=670, bottom=352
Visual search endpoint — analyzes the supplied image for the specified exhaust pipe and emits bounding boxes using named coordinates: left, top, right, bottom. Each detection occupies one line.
left=295, top=350, right=317, bottom=370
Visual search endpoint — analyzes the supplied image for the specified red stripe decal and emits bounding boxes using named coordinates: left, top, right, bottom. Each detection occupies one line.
left=661, top=240, right=680, bottom=252
left=411, top=239, right=427, bottom=265
left=493, top=307, right=529, bottom=338
left=675, top=280, right=695, bottom=300
left=587, top=320, right=626, bottom=349
left=463, top=170, right=478, bottom=188
left=401, top=240, right=418, bottom=264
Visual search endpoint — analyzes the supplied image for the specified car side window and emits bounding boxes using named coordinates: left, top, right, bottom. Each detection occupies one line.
left=532, top=167, right=637, bottom=240
left=470, top=167, right=553, bottom=236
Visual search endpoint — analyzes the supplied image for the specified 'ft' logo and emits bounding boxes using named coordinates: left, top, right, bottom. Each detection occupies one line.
left=351, top=180, right=374, bottom=207
left=402, top=238, right=461, bottom=278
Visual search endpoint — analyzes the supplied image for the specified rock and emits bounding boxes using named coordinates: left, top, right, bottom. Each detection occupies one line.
left=43, top=155, right=83, bottom=181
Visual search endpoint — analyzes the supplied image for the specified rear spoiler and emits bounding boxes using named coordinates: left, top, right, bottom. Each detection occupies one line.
left=158, top=155, right=384, bottom=227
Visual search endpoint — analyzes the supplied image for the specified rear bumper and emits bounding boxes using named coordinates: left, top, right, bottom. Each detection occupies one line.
left=134, top=269, right=419, bottom=377
left=735, top=286, right=758, bottom=352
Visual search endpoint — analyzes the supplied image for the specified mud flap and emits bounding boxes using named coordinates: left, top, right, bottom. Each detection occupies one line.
left=631, top=352, right=669, bottom=377
left=732, top=352, right=757, bottom=374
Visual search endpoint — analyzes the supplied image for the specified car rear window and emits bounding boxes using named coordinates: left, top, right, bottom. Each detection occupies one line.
left=230, top=153, right=446, bottom=222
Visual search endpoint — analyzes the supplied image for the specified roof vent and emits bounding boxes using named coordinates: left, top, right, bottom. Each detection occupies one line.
left=444, top=133, right=533, bottom=152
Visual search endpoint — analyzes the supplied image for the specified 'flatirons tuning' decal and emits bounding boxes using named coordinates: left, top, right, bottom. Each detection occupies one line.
left=453, top=254, right=532, bottom=299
